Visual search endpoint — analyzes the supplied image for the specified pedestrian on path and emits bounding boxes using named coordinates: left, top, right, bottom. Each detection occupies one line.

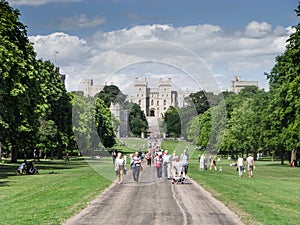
left=132, top=151, right=142, bottom=182
left=162, top=149, right=171, bottom=179
left=115, top=153, right=126, bottom=184
left=112, top=150, right=117, bottom=165
left=145, top=150, right=152, bottom=167
left=181, top=148, right=190, bottom=178
left=155, top=152, right=163, bottom=179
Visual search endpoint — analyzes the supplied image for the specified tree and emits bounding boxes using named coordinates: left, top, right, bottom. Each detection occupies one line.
left=128, top=103, right=148, bottom=137
left=186, top=91, right=212, bottom=115
left=35, top=60, right=73, bottom=159
left=164, top=106, right=181, bottom=137
left=0, top=1, right=40, bottom=162
left=97, top=85, right=127, bottom=108
left=264, top=3, right=300, bottom=164
left=95, top=98, right=116, bottom=148
left=71, top=93, right=100, bottom=154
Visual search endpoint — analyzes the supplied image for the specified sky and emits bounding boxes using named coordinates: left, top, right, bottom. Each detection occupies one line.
left=7, top=0, right=299, bottom=94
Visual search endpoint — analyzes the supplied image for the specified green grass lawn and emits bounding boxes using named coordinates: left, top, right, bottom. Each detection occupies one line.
left=0, top=158, right=112, bottom=225
left=1, top=139, right=299, bottom=225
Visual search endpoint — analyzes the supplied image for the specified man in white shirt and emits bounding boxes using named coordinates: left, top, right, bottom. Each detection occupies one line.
left=162, top=150, right=171, bottom=179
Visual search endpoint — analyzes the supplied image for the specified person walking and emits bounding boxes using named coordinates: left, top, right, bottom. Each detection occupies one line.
left=115, top=152, right=126, bottom=184
left=181, top=148, right=190, bottom=179
left=246, top=153, right=255, bottom=178
left=237, top=155, right=244, bottom=177
left=155, top=152, right=163, bottom=179
left=171, top=156, right=183, bottom=184
left=199, top=154, right=205, bottom=171
left=112, top=150, right=117, bottom=165
left=162, top=150, right=171, bottom=179
left=145, top=150, right=152, bottom=167
left=132, top=151, right=142, bottom=182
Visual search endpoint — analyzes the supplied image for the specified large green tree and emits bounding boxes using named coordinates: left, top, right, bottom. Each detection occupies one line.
left=0, top=1, right=40, bottom=162
left=265, top=3, right=300, bottom=164
left=0, top=1, right=76, bottom=161
left=35, top=60, right=74, bottom=159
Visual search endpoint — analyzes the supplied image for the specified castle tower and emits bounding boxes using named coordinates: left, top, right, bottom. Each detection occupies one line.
left=134, top=77, right=148, bottom=115
left=84, top=79, right=93, bottom=97
left=157, top=78, right=172, bottom=117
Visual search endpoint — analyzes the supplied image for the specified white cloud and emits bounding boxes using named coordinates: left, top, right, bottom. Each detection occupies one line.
left=244, top=21, right=272, bottom=38
left=60, top=14, right=106, bottom=30
left=7, top=0, right=83, bottom=6
left=29, top=21, right=292, bottom=92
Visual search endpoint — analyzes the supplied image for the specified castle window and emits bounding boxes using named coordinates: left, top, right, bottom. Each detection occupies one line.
left=164, top=99, right=166, bottom=106
left=138, top=100, right=141, bottom=105
left=139, top=88, right=141, bottom=91
left=137, top=94, right=139, bottom=97
left=157, top=101, right=159, bottom=106
left=151, top=100, right=154, bottom=106
left=164, top=107, right=166, bottom=110
left=164, top=88, right=166, bottom=91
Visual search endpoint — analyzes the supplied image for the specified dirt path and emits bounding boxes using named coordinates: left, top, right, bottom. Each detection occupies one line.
left=62, top=163, right=244, bottom=225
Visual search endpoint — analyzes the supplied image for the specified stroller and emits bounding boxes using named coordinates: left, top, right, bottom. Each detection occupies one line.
left=171, top=158, right=185, bottom=184
left=25, top=161, right=39, bottom=175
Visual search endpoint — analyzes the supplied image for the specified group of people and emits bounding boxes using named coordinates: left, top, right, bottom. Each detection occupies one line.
left=199, top=154, right=219, bottom=171
left=150, top=148, right=190, bottom=182
left=237, top=154, right=255, bottom=178
left=113, top=148, right=256, bottom=184
left=113, top=147, right=190, bottom=184
left=15, top=160, right=38, bottom=175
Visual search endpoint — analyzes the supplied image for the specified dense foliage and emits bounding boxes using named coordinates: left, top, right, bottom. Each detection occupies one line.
left=0, top=1, right=74, bottom=162
left=128, top=103, right=148, bottom=137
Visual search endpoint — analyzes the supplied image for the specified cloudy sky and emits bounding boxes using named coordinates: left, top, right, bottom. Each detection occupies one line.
left=7, top=0, right=299, bottom=94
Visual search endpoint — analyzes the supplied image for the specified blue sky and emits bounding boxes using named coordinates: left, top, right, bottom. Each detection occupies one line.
left=7, top=0, right=299, bottom=92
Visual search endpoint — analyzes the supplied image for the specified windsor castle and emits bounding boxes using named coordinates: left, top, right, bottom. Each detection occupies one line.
left=84, top=77, right=191, bottom=118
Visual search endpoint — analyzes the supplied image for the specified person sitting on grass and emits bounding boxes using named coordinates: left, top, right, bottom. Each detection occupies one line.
left=15, top=160, right=26, bottom=175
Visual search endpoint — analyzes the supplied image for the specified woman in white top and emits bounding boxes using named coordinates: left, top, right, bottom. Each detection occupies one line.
left=115, top=152, right=125, bottom=184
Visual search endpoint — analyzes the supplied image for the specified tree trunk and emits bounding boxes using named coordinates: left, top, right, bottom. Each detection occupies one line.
left=11, top=148, right=18, bottom=163
left=280, top=150, right=285, bottom=165
left=51, top=149, right=54, bottom=160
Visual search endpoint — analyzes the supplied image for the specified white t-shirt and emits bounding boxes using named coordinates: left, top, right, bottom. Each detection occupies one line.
left=247, top=156, right=254, bottom=166
left=237, top=157, right=244, bottom=166
left=115, top=158, right=124, bottom=167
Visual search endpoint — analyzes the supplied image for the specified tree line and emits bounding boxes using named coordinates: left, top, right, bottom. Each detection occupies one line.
left=164, top=3, right=300, bottom=164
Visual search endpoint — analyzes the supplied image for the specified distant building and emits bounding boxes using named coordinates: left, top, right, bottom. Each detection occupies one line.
left=230, top=76, right=258, bottom=93
left=84, top=79, right=105, bottom=97
left=129, top=77, right=192, bottom=118
left=110, top=103, right=129, bottom=138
